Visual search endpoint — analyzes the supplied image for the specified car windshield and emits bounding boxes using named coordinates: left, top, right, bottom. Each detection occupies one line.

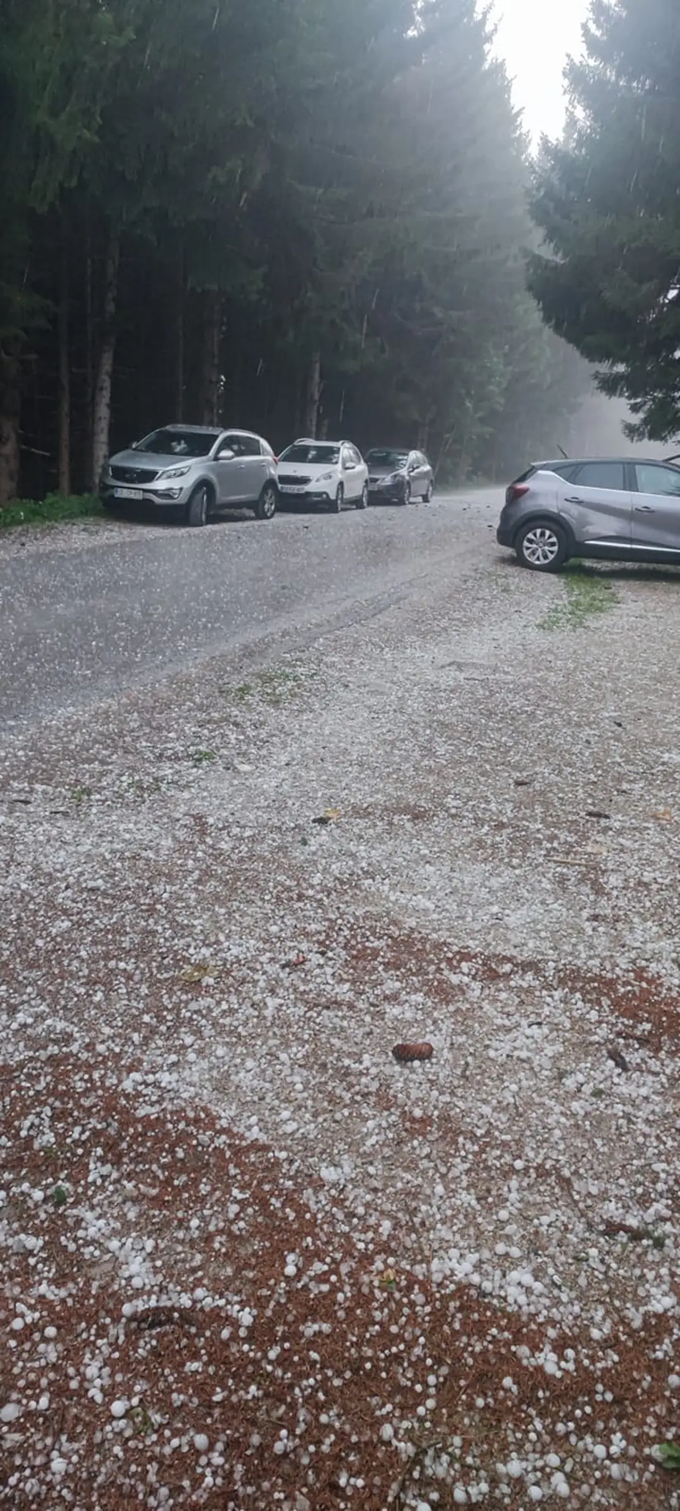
left=280, top=444, right=340, bottom=465
left=367, top=450, right=408, bottom=468
left=136, top=429, right=220, bottom=457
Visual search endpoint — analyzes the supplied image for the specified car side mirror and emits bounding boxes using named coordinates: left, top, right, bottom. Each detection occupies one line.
left=217, top=448, right=235, bottom=461
left=130, top=441, right=139, bottom=450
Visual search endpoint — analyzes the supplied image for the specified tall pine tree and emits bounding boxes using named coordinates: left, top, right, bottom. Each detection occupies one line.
left=530, top=0, right=680, bottom=442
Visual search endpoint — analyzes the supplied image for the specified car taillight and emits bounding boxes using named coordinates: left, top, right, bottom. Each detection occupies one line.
left=506, top=483, right=530, bottom=505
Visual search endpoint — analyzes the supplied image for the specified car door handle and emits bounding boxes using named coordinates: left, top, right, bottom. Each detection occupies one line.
left=634, top=505, right=655, bottom=513
left=564, top=496, right=583, bottom=504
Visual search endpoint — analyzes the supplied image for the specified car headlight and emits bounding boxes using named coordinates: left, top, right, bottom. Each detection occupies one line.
left=317, top=471, right=335, bottom=482
left=379, top=472, right=404, bottom=485
left=158, top=464, right=191, bottom=480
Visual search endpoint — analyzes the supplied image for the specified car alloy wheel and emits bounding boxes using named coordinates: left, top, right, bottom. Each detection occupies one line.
left=518, top=521, right=567, bottom=571
left=424, top=481, right=433, bottom=502
left=331, top=484, right=344, bottom=513
left=402, top=481, right=411, bottom=506
left=356, top=483, right=369, bottom=510
left=256, top=482, right=277, bottom=520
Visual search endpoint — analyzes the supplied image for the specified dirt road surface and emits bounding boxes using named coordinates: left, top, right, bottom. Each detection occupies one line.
left=1, top=493, right=679, bottom=1509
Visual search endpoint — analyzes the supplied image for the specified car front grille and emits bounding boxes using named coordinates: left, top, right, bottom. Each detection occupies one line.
left=278, top=474, right=312, bottom=487
left=110, top=466, right=159, bottom=484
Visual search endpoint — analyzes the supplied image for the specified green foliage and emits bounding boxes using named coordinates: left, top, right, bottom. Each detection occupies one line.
left=540, top=566, right=618, bottom=632
left=0, top=494, right=102, bottom=530
left=530, top=0, right=680, bottom=442
left=657, top=1442, right=680, bottom=1470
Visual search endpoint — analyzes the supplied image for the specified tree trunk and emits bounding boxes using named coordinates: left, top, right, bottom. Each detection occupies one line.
left=91, top=227, right=120, bottom=491
left=175, top=245, right=185, bottom=422
left=58, top=234, right=71, bottom=496
left=229, top=345, right=243, bottom=427
left=304, top=350, right=322, bottom=438
left=199, top=290, right=221, bottom=425
left=85, top=224, right=94, bottom=481
left=0, top=413, right=20, bottom=504
left=293, top=373, right=302, bottom=438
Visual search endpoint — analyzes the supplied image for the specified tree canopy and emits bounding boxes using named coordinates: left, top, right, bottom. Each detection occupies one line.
left=530, top=0, right=680, bottom=443
left=0, top=0, right=591, bottom=502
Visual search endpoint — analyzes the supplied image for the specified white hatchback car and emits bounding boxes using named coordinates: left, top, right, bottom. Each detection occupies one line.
left=277, top=439, right=369, bottom=512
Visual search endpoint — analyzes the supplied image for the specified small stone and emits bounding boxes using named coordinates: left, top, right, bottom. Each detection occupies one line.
left=194, top=1433, right=209, bottom=1454
left=110, top=1400, right=128, bottom=1419
left=0, top=1403, right=21, bottom=1424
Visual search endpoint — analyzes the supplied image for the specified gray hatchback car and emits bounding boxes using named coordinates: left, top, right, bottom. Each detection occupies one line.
left=497, top=457, right=680, bottom=571
left=366, top=448, right=434, bottom=505
left=101, top=425, right=279, bottom=527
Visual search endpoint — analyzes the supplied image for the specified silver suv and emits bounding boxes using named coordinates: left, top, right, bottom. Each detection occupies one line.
left=101, top=425, right=279, bottom=527
left=497, top=457, right=680, bottom=571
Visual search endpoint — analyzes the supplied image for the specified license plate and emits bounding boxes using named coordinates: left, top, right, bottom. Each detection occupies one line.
left=114, top=487, right=144, bottom=500
left=280, top=485, right=307, bottom=495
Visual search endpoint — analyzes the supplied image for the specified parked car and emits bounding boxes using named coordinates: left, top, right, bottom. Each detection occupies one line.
left=497, top=456, right=680, bottom=571
left=277, top=439, right=369, bottom=511
left=366, top=448, right=434, bottom=505
left=101, top=425, right=279, bottom=527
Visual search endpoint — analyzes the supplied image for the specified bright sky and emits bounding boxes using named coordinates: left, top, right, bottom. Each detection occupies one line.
left=493, top=0, right=589, bottom=141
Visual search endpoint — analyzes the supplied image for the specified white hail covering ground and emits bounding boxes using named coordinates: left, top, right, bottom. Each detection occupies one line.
left=1, top=500, right=679, bottom=1508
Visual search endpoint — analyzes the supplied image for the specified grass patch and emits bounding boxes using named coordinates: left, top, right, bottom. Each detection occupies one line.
left=541, top=564, right=618, bottom=631
left=224, top=665, right=304, bottom=708
left=70, top=785, right=93, bottom=804
left=0, top=492, right=102, bottom=531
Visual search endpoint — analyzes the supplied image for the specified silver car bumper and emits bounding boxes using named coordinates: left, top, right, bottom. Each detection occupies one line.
left=101, top=480, right=193, bottom=508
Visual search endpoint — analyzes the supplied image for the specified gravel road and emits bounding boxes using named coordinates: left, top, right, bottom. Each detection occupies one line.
left=2, top=491, right=680, bottom=1510
left=0, top=492, right=492, bottom=729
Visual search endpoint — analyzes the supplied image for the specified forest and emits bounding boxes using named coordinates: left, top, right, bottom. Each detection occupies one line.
left=0, top=0, right=591, bottom=504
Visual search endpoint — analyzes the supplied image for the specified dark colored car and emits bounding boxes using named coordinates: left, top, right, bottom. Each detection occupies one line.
left=366, top=448, right=434, bottom=505
left=497, top=456, right=680, bottom=571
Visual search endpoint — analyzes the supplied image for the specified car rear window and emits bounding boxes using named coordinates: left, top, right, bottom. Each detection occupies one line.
left=572, top=462, right=626, bottom=490
left=519, top=463, right=578, bottom=482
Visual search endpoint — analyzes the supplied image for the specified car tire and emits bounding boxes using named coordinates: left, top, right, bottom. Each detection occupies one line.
left=356, top=482, right=369, bottom=510
left=255, top=481, right=277, bottom=521
left=401, top=481, right=411, bottom=506
left=186, top=484, right=210, bottom=528
left=331, top=484, right=344, bottom=513
left=424, top=481, right=434, bottom=502
left=516, top=518, right=568, bottom=572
